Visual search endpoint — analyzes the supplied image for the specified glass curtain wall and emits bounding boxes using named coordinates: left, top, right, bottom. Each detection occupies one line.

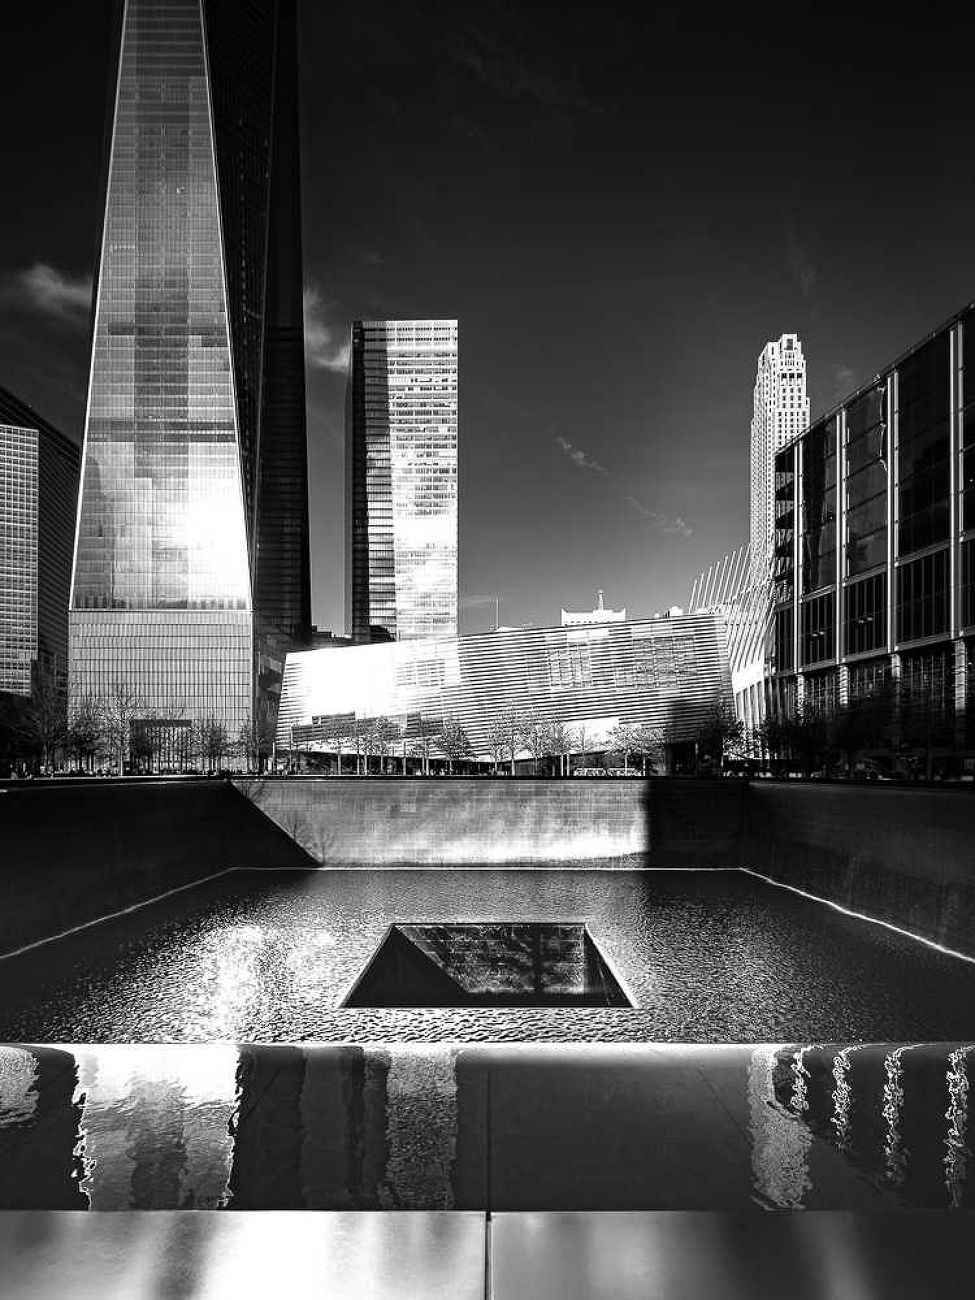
left=70, top=0, right=253, bottom=744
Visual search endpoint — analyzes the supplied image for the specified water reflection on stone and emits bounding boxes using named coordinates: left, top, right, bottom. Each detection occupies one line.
left=882, top=1046, right=911, bottom=1190
left=943, top=1046, right=970, bottom=1209
left=73, top=1046, right=238, bottom=1209
left=748, top=1045, right=812, bottom=1209
left=2, top=1043, right=975, bottom=1212
left=379, top=1046, right=460, bottom=1210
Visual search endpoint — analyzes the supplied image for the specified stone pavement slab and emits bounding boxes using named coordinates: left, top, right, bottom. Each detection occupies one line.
left=0, top=1210, right=485, bottom=1300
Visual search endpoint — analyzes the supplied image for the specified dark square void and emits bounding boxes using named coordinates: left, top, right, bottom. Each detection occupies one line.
left=342, top=923, right=632, bottom=1007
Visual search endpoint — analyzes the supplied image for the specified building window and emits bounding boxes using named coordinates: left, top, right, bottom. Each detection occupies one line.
left=895, top=549, right=948, bottom=643
left=800, top=590, right=835, bottom=667
left=896, top=333, right=950, bottom=558
left=773, top=606, right=793, bottom=672
left=963, top=444, right=975, bottom=533
left=900, top=647, right=954, bottom=739
left=848, top=658, right=890, bottom=701
left=548, top=643, right=593, bottom=689
left=844, top=382, right=888, bottom=577
left=773, top=447, right=795, bottom=602
left=800, top=420, right=837, bottom=594
left=963, top=539, right=975, bottom=630
left=843, top=573, right=886, bottom=656
left=804, top=669, right=837, bottom=716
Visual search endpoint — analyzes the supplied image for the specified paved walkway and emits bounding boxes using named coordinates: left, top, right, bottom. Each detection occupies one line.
left=2, top=1209, right=972, bottom=1298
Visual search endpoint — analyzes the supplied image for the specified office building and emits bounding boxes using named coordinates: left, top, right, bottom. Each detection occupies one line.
left=346, top=319, right=458, bottom=643
left=561, top=590, right=626, bottom=626
left=0, top=389, right=79, bottom=696
left=277, top=612, right=731, bottom=765
left=750, top=334, right=809, bottom=576
left=69, top=0, right=309, bottom=759
left=768, top=299, right=975, bottom=750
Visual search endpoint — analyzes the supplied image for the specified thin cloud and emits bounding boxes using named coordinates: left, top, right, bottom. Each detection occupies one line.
left=444, top=20, right=594, bottom=116
left=555, top=434, right=610, bottom=476
left=625, top=495, right=693, bottom=539
left=554, top=432, right=692, bottom=538
left=785, top=225, right=816, bottom=300
left=303, top=285, right=350, bottom=373
left=830, top=363, right=856, bottom=401
left=1, top=262, right=92, bottom=325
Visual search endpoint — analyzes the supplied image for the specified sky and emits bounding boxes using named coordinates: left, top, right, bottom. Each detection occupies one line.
left=1, top=2, right=974, bottom=634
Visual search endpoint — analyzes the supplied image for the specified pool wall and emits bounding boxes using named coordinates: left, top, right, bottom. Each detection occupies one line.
left=234, top=776, right=745, bottom=868
left=742, top=781, right=975, bottom=954
left=3, top=776, right=974, bottom=958
left=0, top=779, right=313, bottom=953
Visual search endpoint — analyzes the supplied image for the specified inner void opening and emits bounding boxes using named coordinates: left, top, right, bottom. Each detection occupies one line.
left=342, top=922, right=633, bottom=1008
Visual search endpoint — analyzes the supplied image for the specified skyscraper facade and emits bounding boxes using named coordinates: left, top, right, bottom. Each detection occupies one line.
left=749, top=334, right=809, bottom=576
left=346, top=320, right=458, bottom=644
left=0, top=389, right=79, bottom=696
left=768, top=300, right=975, bottom=753
left=69, top=0, right=309, bottom=756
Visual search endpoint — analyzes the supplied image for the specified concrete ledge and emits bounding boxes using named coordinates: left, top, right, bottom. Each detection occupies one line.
left=1, top=1042, right=971, bottom=1212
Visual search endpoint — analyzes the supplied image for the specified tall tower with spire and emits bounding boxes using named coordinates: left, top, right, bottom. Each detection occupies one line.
left=69, top=0, right=309, bottom=761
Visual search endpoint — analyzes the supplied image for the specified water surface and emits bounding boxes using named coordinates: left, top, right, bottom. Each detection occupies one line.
left=1, top=868, right=974, bottom=1041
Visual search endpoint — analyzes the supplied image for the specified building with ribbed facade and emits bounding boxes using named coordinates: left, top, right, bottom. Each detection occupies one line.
left=0, top=389, right=79, bottom=696
left=346, top=320, right=458, bottom=644
left=768, top=299, right=975, bottom=757
left=276, top=612, right=731, bottom=764
left=750, top=334, right=809, bottom=578
left=69, top=0, right=309, bottom=760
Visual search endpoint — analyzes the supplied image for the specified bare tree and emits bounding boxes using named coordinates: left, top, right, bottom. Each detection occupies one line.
left=408, top=714, right=441, bottom=776
left=540, top=721, right=574, bottom=776
left=605, top=722, right=636, bottom=774
left=567, top=722, right=591, bottom=774
left=439, top=718, right=473, bottom=774
left=484, top=716, right=506, bottom=774
left=518, top=711, right=549, bottom=775
left=628, top=723, right=664, bottom=776
left=129, top=709, right=159, bottom=774
left=102, top=683, right=144, bottom=775
left=19, top=659, right=69, bottom=772
left=363, top=716, right=400, bottom=775
left=695, top=696, right=745, bottom=774
left=68, top=694, right=105, bottom=772
left=194, top=716, right=230, bottom=775
left=485, top=705, right=521, bottom=774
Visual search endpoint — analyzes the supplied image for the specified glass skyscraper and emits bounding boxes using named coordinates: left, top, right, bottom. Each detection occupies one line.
left=768, top=299, right=975, bottom=747
left=0, top=389, right=79, bottom=697
left=346, top=320, right=458, bottom=643
left=69, top=0, right=309, bottom=754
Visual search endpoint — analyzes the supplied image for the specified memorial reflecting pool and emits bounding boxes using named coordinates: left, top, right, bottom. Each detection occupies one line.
left=1, top=869, right=974, bottom=1042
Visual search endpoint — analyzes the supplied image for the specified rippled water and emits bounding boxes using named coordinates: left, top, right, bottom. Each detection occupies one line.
left=1, top=868, right=974, bottom=1042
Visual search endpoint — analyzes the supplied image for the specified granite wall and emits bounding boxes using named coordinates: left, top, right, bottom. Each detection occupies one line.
left=742, top=781, right=975, bottom=955
left=0, top=779, right=313, bottom=952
